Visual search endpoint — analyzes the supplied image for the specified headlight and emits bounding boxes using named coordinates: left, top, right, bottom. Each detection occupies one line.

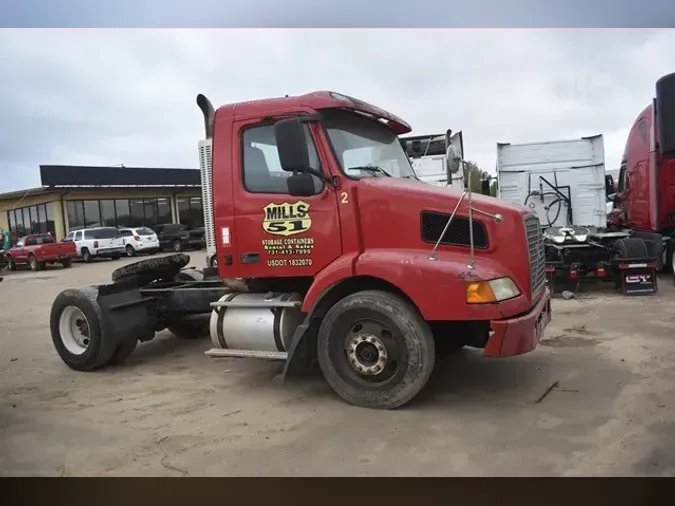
left=466, top=277, right=521, bottom=304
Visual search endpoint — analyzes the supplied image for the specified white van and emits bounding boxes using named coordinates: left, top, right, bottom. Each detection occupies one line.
left=64, top=227, right=125, bottom=263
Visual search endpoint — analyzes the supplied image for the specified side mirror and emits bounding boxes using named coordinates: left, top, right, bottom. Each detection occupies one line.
left=287, top=172, right=316, bottom=197
left=274, top=117, right=310, bottom=173
left=445, top=130, right=464, bottom=176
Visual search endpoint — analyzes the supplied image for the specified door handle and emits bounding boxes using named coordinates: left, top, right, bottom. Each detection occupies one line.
left=240, top=252, right=260, bottom=264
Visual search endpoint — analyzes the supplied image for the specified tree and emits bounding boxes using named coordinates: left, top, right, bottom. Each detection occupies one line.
left=462, top=160, right=491, bottom=193
left=489, top=179, right=499, bottom=197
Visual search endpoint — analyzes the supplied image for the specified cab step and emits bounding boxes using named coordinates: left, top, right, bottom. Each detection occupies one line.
left=210, top=300, right=301, bottom=309
left=204, top=348, right=288, bottom=360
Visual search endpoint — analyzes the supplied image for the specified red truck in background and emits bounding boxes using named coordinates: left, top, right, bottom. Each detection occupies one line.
left=5, top=233, right=77, bottom=271
left=608, top=72, right=675, bottom=275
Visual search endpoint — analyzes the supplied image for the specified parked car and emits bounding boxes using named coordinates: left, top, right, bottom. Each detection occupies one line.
left=5, top=233, right=78, bottom=271
left=154, top=223, right=204, bottom=252
left=64, top=227, right=125, bottom=263
left=119, top=227, right=160, bottom=257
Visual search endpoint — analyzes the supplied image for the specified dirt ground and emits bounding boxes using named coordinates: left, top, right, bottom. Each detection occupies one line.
left=1, top=254, right=674, bottom=477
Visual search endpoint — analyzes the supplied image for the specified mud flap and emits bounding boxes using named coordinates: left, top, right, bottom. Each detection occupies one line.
left=614, top=260, right=658, bottom=295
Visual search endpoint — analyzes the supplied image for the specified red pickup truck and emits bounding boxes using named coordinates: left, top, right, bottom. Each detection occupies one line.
left=5, top=233, right=77, bottom=271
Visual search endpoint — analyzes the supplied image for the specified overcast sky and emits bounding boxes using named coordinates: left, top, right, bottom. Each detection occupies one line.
left=1, top=28, right=674, bottom=192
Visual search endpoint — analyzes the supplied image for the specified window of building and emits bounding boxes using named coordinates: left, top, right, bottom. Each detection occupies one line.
left=129, top=199, right=145, bottom=226
left=64, top=198, right=176, bottom=231
left=143, top=198, right=158, bottom=227
left=82, top=200, right=102, bottom=228
left=6, top=202, right=57, bottom=238
left=67, top=200, right=85, bottom=230
left=157, top=197, right=172, bottom=224
left=241, top=123, right=323, bottom=194
left=177, top=196, right=204, bottom=229
left=115, top=199, right=131, bottom=227
left=100, top=200, right=117, bottom=227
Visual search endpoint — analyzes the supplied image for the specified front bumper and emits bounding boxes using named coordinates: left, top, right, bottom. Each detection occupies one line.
left=483, top=288, right=552, bottom=358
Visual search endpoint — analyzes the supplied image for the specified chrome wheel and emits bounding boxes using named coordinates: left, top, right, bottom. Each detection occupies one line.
left=59, top=306, right=91, bottom=356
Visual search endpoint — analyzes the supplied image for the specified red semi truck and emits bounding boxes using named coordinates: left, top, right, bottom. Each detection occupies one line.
left=608, top=72, right=675, bottom=276
left=48, top=91, right=551, bottom=409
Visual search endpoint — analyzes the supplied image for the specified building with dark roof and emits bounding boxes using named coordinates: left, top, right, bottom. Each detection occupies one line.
left=0, top=164, right=203, bottom=240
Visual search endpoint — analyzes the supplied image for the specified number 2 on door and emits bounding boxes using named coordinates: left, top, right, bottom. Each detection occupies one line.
left=340, top=192, right=349, bottom=204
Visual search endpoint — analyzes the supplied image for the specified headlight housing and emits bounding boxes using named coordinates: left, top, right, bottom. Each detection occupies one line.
left=466, top=277, right=521, bottom=304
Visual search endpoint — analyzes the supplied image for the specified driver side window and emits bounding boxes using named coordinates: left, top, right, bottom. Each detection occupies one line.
left=242, top=123, right=324, bottom=195
left=617, top=163, right=627, bottom=192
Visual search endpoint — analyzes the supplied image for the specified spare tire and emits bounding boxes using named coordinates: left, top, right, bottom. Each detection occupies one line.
left=112, top=253, right=190, bottom=285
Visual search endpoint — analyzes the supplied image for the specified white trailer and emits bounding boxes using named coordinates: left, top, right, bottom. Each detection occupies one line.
left=400, top=131, right=465, bottom=189
left=496, top=135, right=658, bottom=296
left=496, top=135, right=607, bottom=229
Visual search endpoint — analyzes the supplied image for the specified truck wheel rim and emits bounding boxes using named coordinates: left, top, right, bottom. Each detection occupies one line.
left=59, top=306, right=91, bottom=356
left=343, top=320, right=399, bottom=381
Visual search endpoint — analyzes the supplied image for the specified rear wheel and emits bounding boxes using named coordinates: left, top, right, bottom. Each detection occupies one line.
left=61, top=258, right=72, bottom=268
left=50, top=286, right=117, bottom=371
left=611, top=237, right=649, bottom=261
left=317, top=290, right=435, bottom=410
left=125, top=244, right=136, bottom=257
left=172, top=240, right=183, bottom=252
left=82, top=248, right=93, bottom=263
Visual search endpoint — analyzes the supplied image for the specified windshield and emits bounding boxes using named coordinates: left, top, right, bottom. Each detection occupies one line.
left=322, top=109, right=417, bottom=180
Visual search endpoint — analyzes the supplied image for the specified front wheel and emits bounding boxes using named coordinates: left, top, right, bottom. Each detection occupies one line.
left=5, top=255, right=15, bottom=270
left=317, top=290, right=435, bottom=410
left=28, top=255, right=43, bottom=271
left=61, top=258, right=72, bottom=268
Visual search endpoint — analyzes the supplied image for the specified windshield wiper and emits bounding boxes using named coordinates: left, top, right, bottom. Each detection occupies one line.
left=347, top=165, right=392, bottom=177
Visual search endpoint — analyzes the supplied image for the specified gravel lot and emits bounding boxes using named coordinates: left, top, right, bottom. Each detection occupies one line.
left=1, top=254, right=674, bottom=476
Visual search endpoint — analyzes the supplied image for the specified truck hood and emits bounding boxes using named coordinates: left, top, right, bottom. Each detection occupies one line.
left=358, top=177, right=531, bottom=218
left=354, top=177, right=536, bottom=299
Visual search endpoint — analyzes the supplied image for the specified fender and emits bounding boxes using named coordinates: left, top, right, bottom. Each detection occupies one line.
left=300, top=252, right=358, bottom=313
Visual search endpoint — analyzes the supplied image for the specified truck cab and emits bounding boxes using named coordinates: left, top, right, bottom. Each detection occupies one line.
left=609, top=72, right=675, bottom=272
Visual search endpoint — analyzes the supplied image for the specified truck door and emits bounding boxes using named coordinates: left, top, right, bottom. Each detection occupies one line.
left=231, top=118, right=342, bottom=279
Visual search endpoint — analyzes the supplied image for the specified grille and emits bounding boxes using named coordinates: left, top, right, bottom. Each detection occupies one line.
left=524, top=214, right=546, bottom=298
left=421, top=211, right=489, bottom=249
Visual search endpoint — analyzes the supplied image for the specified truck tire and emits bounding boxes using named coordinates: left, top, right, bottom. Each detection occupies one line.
left=172, top=239, right=183, bottom=252
left=611, top=237, right=649, bottom=260
left=5, top=255, right=15, bottom=270
left=111, top=253, right=190, bottom=285
left=317, top=290, right=435, bottom=410
left=50, top=286, right=117, bottom=371
left=665, top=239, right=675, bottom=274
left=61, top=258, right=72, bottom=268
left=175, top=269, right=204, bottom=282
